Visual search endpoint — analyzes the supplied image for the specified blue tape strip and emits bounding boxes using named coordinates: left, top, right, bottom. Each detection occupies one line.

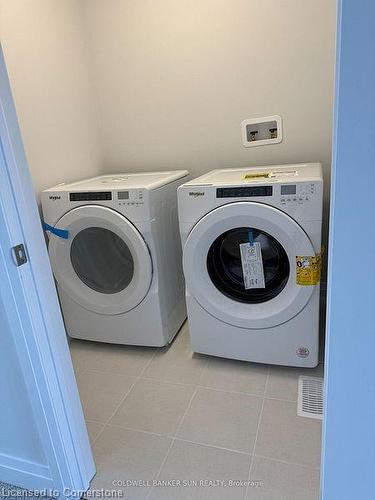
left=248, top=228, right=254, bottom=246
left=43, top=222, right=69, bottom=239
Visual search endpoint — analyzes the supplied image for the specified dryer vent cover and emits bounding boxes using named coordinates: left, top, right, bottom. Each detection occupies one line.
left=297, top=376, right=324, bottom=420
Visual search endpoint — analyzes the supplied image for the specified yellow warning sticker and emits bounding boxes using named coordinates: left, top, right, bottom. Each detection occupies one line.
left=296, top=253, right=322, bottom=286
left=244, top=172, right=271, bottom=180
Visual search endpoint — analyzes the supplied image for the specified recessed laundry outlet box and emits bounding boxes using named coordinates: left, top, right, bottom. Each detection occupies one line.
left=241, top=115, right=282, bottom=147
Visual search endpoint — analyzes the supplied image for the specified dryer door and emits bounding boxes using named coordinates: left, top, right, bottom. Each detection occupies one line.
left=183, top=202, right=316, bottom=329
left=48, top=205, right=152, bottom=315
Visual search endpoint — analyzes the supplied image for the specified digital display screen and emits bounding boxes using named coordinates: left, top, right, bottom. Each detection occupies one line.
left=216, top=186, right=273, bottom=198
left=118, top=191, right=129, bottom=200
left=281, top=185, right=297, bottom=195
left=70, top=192, right=112, bottom=201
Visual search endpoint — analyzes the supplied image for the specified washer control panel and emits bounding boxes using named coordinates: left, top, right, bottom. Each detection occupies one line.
left=280, top=183, right=316, bottom=205
left=116, top=189, right=144, bottom=206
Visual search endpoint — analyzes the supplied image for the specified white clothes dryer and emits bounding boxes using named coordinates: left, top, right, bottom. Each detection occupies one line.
left=42, top=171, right=188, bottom=346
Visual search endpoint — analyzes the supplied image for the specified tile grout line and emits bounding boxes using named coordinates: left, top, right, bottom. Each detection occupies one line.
left=105, top=423, right=166, bottom=438
left=139, top=348, right=159, bottom=377
left=253, top=453, right=322, bottom=470
left=99, top=422, right=262, bottom=459
left=172, top=436, right=252, bottom=457
left=89, top=355, right=306, bottom=447
left=196, top=383, right=271, bottom=400
left=90, top=378, right=138, bottom=446
left=139, top=375, right=196, bottom=389
left=82, top=336, right=203, bottom=448
left=245, top=366, right=270, bottom=499
left=90, top=349, right=158, bottom=445
left=92, top=420, right=320, bottom=468
left=173, top=359, right=209, bottom=440
left=145, top=359, right=209, bottom=500
left=145, top=383, right=205, bottom=497
left=83, top=373, right=299, bottom=405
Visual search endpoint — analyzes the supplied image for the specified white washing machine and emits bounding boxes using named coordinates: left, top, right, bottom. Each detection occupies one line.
left=42, top=171, right=188, bottom=346
left=178, top=163, right=323, bottom=367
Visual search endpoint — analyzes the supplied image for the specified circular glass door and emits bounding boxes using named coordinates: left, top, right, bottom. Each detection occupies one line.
left=48, top=205, right=152, bottom=315
left=70, top=227, right=135, bottom=294
left=207, top=227, right=290, bottom=304
left=183, top=201, right=316, bottom=329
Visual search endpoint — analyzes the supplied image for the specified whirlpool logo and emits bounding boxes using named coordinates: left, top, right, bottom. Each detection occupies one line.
left=189, top=191, right=205, bottom=197
left=49, top=195, right=61, bottom=201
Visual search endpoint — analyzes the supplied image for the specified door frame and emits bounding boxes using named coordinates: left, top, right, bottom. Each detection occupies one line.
left=321, top=1, right=375, bottom=498
left=0, top=45, right=95, bottom=495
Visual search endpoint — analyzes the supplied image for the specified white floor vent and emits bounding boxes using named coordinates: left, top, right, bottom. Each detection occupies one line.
left=297, top=376, right=324, bottom=420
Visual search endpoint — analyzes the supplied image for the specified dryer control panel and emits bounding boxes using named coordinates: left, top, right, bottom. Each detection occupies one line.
left=116, top=189, right=144, bottom=206
left=280, top=183, right=316, bottom=206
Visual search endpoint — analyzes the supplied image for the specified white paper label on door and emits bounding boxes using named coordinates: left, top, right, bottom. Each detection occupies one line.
left=239, top=242, right=265, bottom=289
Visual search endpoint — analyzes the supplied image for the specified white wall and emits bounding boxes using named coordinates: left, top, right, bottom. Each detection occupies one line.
left=0, top=0, right=102, bottom=198
left=1, top=0, right=336, bottom=226
left=80, top=0, right=336, bottom=188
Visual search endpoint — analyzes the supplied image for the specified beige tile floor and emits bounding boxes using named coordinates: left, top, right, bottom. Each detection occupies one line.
left=70, top=322, right=323, bottom=500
